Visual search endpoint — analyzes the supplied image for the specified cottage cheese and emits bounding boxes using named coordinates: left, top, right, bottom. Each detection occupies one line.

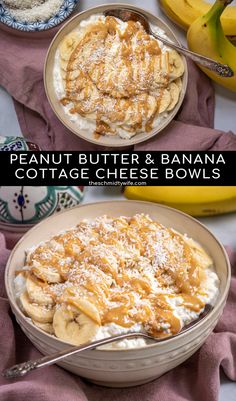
left=53, top=14, right=184, bottom=140
left=15, top=214, right=219, bottom=349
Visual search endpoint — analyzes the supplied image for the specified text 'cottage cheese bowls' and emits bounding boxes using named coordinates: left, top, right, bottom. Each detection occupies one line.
left=5, top=201, right=230, bottom=387
left=44, top=4, right=188, bottom=147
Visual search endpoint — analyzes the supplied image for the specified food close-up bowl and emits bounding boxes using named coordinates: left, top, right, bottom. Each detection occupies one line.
left=5, top=201, right=230, bottom=387
left=44, top=3, right=188, bottom=148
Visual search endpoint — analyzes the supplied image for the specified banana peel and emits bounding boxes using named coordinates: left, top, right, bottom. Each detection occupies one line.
left=187, top=0, right=236, bottom=92
left=124, top=186, right=236, bottom=217
left=159, top=0, right=190, bottom=30
left=159, top=0, right=236, bottom=36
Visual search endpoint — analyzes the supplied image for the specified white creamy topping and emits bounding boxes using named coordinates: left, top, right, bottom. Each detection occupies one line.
left=14, top=273, right=26, bottom=299
left=93, top=323, right=147, bottom=349
left=14, top=266, right=219, bottom=349
left=14, top=215, right=219, bottom=349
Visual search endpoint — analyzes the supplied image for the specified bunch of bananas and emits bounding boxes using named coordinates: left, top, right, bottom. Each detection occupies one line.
left=160, top=0, right=236, bottom=92
left=124, top=186, right=236, bottom=217
left=187, top=0, right=236, bottom=92
left=159, top=0, right=236, bottom=36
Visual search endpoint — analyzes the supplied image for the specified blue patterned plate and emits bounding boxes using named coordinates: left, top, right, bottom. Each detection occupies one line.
left=0, top=0, right=78, bottom=32
left=0, top=186, right=84, bottom=226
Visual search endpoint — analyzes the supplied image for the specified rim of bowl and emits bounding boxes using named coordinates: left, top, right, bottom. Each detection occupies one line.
left=5, top=200, right=231, bottom=352
left=44, top=3, right=188, bottom=148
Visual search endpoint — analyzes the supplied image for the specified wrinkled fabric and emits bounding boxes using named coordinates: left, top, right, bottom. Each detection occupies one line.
left=135, top=61, right=236, bottom=150
left=0, top=24, right=235, bottom=150
left=0, top=234, right=235, bottom=401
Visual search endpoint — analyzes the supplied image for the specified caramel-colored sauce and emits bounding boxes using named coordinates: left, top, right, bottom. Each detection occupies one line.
left=181, top=294, right=205, bottom=312
left=103, top=305, right=134, bottom=328
left=61, top=16, right=168, bottom=137
left=15, top=269, right=27, bottom=276
left=22, top=215, right=209, bottom=338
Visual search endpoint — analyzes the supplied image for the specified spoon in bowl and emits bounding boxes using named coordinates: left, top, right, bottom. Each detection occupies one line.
left=2, top=304, right=212, bottom=379
left=104, top=8, right=233, bottom=78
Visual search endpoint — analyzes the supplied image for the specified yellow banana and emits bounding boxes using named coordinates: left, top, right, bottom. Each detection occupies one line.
left=182, top=236, right=213, bottom=268
left=159, top=0, right=190, bottom=30
left=26, top=275, right=54, bottom=305
left=20, top=291, right=55, bottom=324
left=159, top=0, right=236, bottom=36
left=187, top=0, right=236, bottom=92
left=53, top=303, right=99, bottom=346
left=124, top=186, right=236, bottom=217
left=33, top=321, right=54, bottom=335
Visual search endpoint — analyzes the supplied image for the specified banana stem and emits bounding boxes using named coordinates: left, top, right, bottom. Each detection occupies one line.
left=203, top=0, right=230, bottom=24
left=221, top=0, right=233, bottom=5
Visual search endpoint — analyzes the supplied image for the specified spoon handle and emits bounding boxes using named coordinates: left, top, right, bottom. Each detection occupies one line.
left=152, top=32, right=233, bottom=78
left=2, top=304, right=213, bottom=379
left=2, top=332, right=150, bottom=379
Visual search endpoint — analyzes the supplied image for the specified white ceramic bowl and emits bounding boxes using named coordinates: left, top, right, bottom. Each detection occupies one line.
left=5, top=201, right=230, bottom=387
left=44, top=3, right=188, bottom=148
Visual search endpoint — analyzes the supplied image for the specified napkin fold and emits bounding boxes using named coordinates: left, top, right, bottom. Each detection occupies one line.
left=0, top=24, right=235, bottom=150
left=0, top=234, right=235, bottom=401
left=134, top=60, right=236, bottom=150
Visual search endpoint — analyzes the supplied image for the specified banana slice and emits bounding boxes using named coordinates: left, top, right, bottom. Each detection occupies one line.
left=59, top=32, right=80, bottom=62
left=159, top=89, right=171, bottom=113
left=53, top=304, right=99, bottom=346
left=66, top=69, right=81, bottom=81
left=183, top=237, right=213, bottom=269
left=174, top=77, right=182, bottom=91
left=168, top=50, right=185, bottom=80
left=167, top=82, right=180, bottom=111
left=59, top=32, right=81, bottom=79
left=26, top=275, right=54, bottom=305
left=32, top=265, right=62, bottom=284
left=60, top=57, right=69, bottom=71
left=20, top=291, right=55, bottom=323
left=67, top=298, right=101, bottom=325
left=33, top=320, right=54, bottom=335
left=153, top=53, right=170, bottom=88
left=68, top=29, right=106, bottom=76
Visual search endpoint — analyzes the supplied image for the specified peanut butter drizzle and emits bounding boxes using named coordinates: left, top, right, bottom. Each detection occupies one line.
left=22, top=215, right=209, bottom=338
left=15, top=269, right=27, bottom=276
left=60, top=16, right=168, bottom=138
left=181, top=294, right=205, bottom=312
left=102, top=292, right=182, bottom=335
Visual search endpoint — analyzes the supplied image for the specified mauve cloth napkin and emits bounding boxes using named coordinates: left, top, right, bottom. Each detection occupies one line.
left=0, top=24, right=236, bottom=150
left=0, top=233, right=235, bottom=401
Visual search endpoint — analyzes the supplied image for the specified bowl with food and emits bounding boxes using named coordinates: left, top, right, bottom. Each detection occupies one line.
left=5, top=201, right=230, bottom=387
left=44, top=4, right=188, bottom=147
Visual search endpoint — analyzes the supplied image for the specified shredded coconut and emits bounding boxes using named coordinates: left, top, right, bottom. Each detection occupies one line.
left=4, top=0, right=45, bottom=9
left=3, top=0, right=64, bottom=22
left=15, top=214, right=219, bottom=349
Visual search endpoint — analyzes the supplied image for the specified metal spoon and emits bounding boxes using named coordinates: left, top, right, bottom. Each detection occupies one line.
left=104, top=8, right=233, bottom=78
left=2, top=304, right=212, bottom=379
